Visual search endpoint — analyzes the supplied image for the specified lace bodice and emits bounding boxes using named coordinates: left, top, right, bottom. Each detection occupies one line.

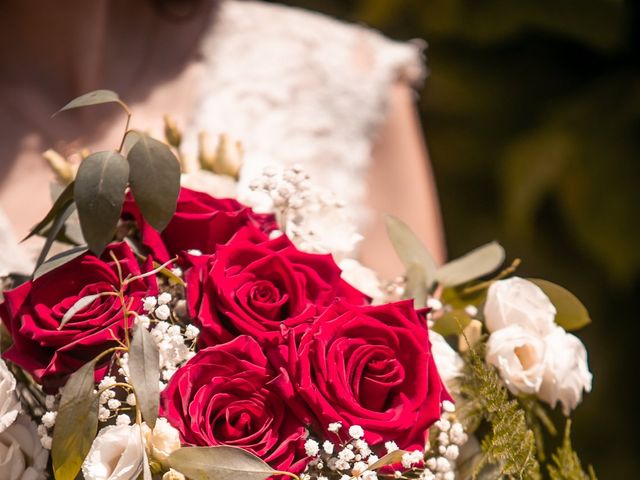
left=0, top=0, right=425, bottom=276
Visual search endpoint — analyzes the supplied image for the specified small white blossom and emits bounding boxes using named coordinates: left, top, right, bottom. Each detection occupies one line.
left=425, top=458, right=437, bottom=470
left=367, top=455, right=379, bottom=466
left=323, top=440, right=334, bottom=455
left=352, top=461, right=368, bottom=476
left=349, top=425, right=364, bottom=439
left=155, top=304, right=171, bottom=321
left=394, top=472, right=402, bottom=479
left=45, top=395, right=56, bottom=411
left=444, top=445, right=459, bottom=461
left=426, top=298, right=443, bottom=311
left=116, top=414, right=131, bottom=426
left=443, top=472, right=455, bottom=480
left=338, top=447, right=356, bottom=462
left=328, top=421, right=342, bottom=433
left=340, top=475, right=351, bottom=480
left=185, top=325, right=200, bottom=340
left=158, top=292, right=172, bottom=305
left=305, top=439, right=320, bottom=457
left=137, top=315, right=151, bottom=329
left=385, top=441, right=399, bottom=453
left=187, top=249, right=202, bottom=256
left=98, top=376, right=116, bottom=390
left=464, top=305, right=479, bottom=317
left=40, top=435, right=52, bottom=450
left=438, top=432, right=449, bottom=446
left=126, top=393, right=137, bottom=406
left=98, top=407, right=110, bottom=422
left=435, top=457, right=450, bottom=472
left=442, top=400, right=455, bottom=413
left=435, top=419, right=450, bottom=432
left=107, top=399, right=121, bottom=411
left=41, top=411, right=57, bottom=429
left=143, top=296, right=157, bottom=312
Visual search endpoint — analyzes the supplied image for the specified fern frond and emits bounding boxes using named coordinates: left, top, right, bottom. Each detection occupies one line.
left=547, top=420, right=596, bottom=480
left=461, top=347, right=541, bottom=479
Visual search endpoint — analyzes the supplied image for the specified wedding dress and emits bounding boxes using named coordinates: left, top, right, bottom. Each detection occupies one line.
left=0, top=0, right=425, bottom=277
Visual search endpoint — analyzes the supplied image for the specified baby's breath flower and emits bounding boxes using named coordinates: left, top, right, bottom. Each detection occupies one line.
left=126, top=393, right=137, bottom=406
left=323, top=440, right=334, bottom=455
left=185, top=325, right=200, bottom=340
left=143, top=296, right=157, bottom=312
left=305, top=439, right=320, bottom=457
left=41, top=411, right=57, bottom=428
left=158, top=292, right=172, bottom=305
left=116, top=414, right=131, bottom=426
left=349, top=425, right=364, bottom=440
left=328, top=421, right=342, bottom=433
left=155, top=304, right=171, bottom=321
left=385, top=441, right=399, bottom=454
left=442, top=400, right=455, bottom=413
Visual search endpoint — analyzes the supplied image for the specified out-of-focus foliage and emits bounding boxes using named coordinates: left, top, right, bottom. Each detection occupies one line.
left=277, top=0, right=639, bottom=474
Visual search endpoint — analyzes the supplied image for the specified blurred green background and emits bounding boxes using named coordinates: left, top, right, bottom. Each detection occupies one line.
left=275, top=0, right=639, bottom=476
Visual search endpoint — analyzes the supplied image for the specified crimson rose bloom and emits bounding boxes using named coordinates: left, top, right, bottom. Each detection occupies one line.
left=0, top=243, right=157, bottom=392
left=275, top=300, right=448, bottom=450
left=186, top=234, right=367, bottom=345
left=122, top=187, right=277, bottom=262
left=160, top=335, right=307, bottom=473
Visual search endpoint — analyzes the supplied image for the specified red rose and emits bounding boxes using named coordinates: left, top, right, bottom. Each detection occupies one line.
left=186, top=234, right=367, bottom=346
left=122, top=187, right=278, bottom=262
left=0, top=243, right=157, bottom=392
left=160, top=335, right=307, bottom=473
left=276, top=300, right=448, bottom=450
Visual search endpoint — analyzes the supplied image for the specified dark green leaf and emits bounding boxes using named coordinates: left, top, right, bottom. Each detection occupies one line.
left=53, top=90, right=122, bottom=117
left=127, top=134, right=180, bottom=232
left=441, top=285, right=488, bottom=311
left=33, top=203, right=77, bottom=272
left=385, top=215, right=438, bottom=289
left=23, top=181, right=75, bottom=242
left=52, top=360, right=99, bottom=480
left=74, top=151, right=129, bottom=255
left=529, top=279, right=591, bottom=331
left=168, top=446, right=279, bottom=480
left=432, top=309, right=473, bottom=336
left=435, top=242, right=505, bottom=287
left=129, top=323, right=160, bottom=429
left=33, top=246, right=88, bottom=280
left=122, top=130, right=142, bottom=155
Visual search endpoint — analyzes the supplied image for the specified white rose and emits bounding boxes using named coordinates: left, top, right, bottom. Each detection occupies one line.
left=82, top=424, right=144, bottom=480
left=0, top=360, right=21, bottom=433
left=0, top=414, right=49, bottom=480
left=483, top=277, right=556, bottom=335
left=539, top=327, right=592, bottom=415
left=429, top=331, right=464, bottom=390
left=141, top=418, right=181, bottom=463
left=486, top=325, right=547, bottom=395
left=338, top=259, right=385, bottom=303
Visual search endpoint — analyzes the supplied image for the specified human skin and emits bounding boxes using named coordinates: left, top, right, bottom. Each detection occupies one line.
left=0, top=0, right=444, bottom=278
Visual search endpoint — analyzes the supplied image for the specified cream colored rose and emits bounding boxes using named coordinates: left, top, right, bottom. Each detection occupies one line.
left=0, top=360, right=20, bottom=433
left=141, top=418, right=181, bottom=464
left=430, top=331, right=464, bottom=391
left=486, top=325, right=547, bottom=395
left=0, top=414, right=49, bottom=480
left=338, top=259, right=385, bottom=303
left=483, top=277, right=556, bottom=335
left=539, top=327, right=592, bottom=415
left=82, top=424, right=144, bottom=480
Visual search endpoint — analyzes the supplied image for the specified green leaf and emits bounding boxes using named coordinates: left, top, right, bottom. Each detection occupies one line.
left=33, top=246, right=88, bottom=280
left=435, top=241, right=505, bottom=287
left=33, top=203, right=77, bottom=272
left=441, top=285, right=488, bottom=311
left=168, top=446, right=279, bottom=480
left=365, top=450, right=408, bottom=472
left=59, top=292, right=115, bottom=330
left=75, top=151, right=129, bottom=255
left=404, top=263, right=428, bottom=308
left=529, top=279, right=591, bottom=331
left=122, top=130, right=142, bottom=155
left=432, top=309, right=473, bottom=336
left=52, top=360, right=99, bottom=480
left=53, top=90, right=122, bottom=117
left=127, top=134, right=180, bottom=232
left=23, top=181, right=75, bottom=242
left=129, top=322, right=160, bottom=429
left=385, top=215, right=438, bottom=288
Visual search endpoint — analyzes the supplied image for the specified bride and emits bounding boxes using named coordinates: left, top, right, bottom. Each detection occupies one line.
left=0, top=0, right=444, bottom=279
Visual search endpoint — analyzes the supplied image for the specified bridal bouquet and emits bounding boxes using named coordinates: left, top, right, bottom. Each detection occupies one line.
left=0, top=92, right=595, bottom=480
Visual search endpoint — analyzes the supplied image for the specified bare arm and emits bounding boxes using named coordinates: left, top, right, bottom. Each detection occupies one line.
left=360, top=81, right=446, bottom=279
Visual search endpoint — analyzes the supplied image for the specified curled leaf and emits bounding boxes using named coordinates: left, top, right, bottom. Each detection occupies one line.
left=129, top=322, right=160, bottom=429
left=53, top=90, right=123, bottom=117
left=386, top=215, right=437, bottom=289
left=168, top=446, right=279, bottom=480
left=529, top=279, right=591, bottom=331
left=435, top=242, right=505, bottom=287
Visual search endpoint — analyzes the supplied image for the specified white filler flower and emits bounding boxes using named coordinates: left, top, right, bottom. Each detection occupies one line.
left=82, top=424, right=144, bottom=480
left=0, top=414, right=49, bottom=480
left=142, top=418, right=181, bottom=463
left=429, top=331, right=464, bottom=390
left=484, top=277, right=556, bottom=335
left=486, top=324, right=547, bottom=395
left=0, top=359, right=21, bottom=433
left=539, top=327, right=593, bottom=415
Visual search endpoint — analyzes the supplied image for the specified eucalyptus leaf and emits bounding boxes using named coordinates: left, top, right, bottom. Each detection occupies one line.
left=33, top=246, right=88, bottom=280
left=404, top=263, right=428, bottom=308
left=432, top=309, right=473, bottom=336
left=122, top=130, right=142, bottom=154
left=59, top=292, right=115, bottom=330
left=75, top=151, right=129, bottom=255
left=168, top=446, right=279, bottom=480
left=52, top=360, right=99, bottom=480
left=129, top=323, right=160, bottom=429
left=529, top=279, right=591, bottom=331
left=441, top=286, right=488, bottom=311
left=23, top=181, right=75, bottom=242
left=365, top=450, right=408, bottom=472
left=53, top=90, right=122, bottom=117
left=33, top=203, right=77, bottom=272
left=385, top=215, right=438, bottom=289
left=435, top=242, right=505, bottom=287
left=127, top=134, right=180, bottom=232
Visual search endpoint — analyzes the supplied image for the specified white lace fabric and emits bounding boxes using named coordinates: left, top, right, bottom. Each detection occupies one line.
left=0, top=0, right=426, bottom=276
